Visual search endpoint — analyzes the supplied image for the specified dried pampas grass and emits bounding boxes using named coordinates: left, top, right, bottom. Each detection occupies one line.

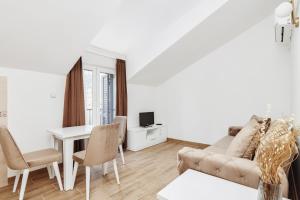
left=256, top=119, right=298, bottom=185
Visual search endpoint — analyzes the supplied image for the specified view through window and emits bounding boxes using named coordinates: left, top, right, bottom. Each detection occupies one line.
left=83, top=68, right=115, bottom=125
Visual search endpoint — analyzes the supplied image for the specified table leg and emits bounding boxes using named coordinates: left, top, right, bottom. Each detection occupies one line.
left=63, top=139, right=74, bottom=191
left=53, top=137, right=59, bottom=150
left=49, top=136, right=59, bottom=179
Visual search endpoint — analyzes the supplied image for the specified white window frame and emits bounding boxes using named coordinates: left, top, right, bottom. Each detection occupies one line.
left=83, top=65, right=116, bottom=125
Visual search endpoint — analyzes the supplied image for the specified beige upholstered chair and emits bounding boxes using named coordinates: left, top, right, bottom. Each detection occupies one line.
left=72, top=124, right=120, bottom=200
left=113, top=116, right=127, bottom=165
left=0, top=127, right=63, bottom=200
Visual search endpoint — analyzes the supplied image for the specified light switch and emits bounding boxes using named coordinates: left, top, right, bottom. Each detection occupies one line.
left=50, top=92, right=56, bottom=98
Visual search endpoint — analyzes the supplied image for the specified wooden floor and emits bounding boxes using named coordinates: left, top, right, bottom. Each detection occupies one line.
left=0, top=140, right=207, bottom=200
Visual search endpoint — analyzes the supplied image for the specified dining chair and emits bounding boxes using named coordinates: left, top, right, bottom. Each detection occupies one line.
left=0, top=127, right=63, bottom=200
left=72, top=123, right=120, bottom=200
left=113, top=116, right=127, bottom=165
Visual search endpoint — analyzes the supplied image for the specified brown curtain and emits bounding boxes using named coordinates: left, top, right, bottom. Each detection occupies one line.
left=116, top=59, right=128, bottom=149
left=63, top=57, right=85, bottom=152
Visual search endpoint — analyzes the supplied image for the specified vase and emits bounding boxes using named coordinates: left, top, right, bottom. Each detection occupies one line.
left=257, top=180, right=282, bottom=200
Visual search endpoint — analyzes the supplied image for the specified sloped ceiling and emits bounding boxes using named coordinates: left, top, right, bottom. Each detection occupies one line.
left=91, top=0, right=204, bottom=54
left=0, top=0, right=120, bottom=74
left=127, top=0, right=284, bottom=86
left=0, top=0, right=284, bottom=81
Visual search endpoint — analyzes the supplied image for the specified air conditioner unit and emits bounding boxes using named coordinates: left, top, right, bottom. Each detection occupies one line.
left=274, top=2, right=293, bottom=45
left=275, top=23, right=292, bottom=44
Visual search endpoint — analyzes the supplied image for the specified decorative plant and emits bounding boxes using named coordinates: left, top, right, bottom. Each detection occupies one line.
left=256, top=120, right=298, bottom=184
left=256, top=119, right=299, bottom=200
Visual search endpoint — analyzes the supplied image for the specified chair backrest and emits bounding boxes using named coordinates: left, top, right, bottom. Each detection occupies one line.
left=113, top=116, right=127, bottom=144
left=83, top=123, right=119, bottom=166
left=0, top=127, right=28, bottom=170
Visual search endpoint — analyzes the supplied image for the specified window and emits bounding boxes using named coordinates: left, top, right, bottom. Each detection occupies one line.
left=99, top=72, right=115, bottom=125
left=83, top=67, right=115, bottom=125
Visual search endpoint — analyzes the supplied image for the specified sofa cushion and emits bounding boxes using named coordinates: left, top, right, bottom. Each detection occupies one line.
left=243, top=117, right=271, bottom=160
left=204, top=136, right=234, bottom=154
left=228, top=126, right=243, bottom=136
left=251, top=115, right=267, bottom=124
left=226, top=118, right=260, bottom=158
left=213, top=136, right=235, bottom=149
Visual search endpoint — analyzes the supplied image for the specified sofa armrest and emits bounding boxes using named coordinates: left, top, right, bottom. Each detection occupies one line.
left=177, top=147, right=289, bottom=197
left=228, top=126, right=243, bottom=136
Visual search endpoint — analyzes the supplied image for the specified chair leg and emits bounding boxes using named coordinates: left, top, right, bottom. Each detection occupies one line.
left=86, top=166, right=91, bottom=200
left=52, top=162, right=63, bottom=191
left=113, top=159, right=120, bottom=185
left=103, top=162, right=108, bottom=176
left=119, top=145, right=125, bottom=165
left=72, top=162, right=79, bottom=189
left=19, top=169, right=29, bottom=200
left=13, top=173, right=20, bottom=193
left=47, top=165, right=54, bottom=179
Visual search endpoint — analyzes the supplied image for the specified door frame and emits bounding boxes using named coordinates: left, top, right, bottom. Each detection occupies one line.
left=83, top=65, right=116, bottom=125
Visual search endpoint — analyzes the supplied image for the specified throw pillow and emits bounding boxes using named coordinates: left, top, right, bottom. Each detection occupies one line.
left=251, top=115, right=268, bottom=124
left=242, top=117, right=271, bottom=160
left=226, top=118, right=260, bottom=158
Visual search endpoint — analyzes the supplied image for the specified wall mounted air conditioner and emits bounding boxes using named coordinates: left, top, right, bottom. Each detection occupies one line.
left=275, top=23, right=292, bottom=44
left=274, top=1, right=298, bottom=45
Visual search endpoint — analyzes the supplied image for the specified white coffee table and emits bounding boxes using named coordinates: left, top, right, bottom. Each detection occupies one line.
left=157, top=169, right=288, bottom=200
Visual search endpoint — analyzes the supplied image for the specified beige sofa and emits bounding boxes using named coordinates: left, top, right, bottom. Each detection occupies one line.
left=177, top=126, right=289, bottom=197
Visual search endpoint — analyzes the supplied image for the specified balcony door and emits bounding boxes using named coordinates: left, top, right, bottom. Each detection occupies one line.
left=83, top=66, right=115, bottom=126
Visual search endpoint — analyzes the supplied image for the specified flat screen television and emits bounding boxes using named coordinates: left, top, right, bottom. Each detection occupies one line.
left=139, top=112, right=154, bottom=127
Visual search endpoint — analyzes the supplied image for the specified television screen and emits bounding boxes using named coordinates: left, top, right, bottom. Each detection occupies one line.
left=139, top=112, right=154, bottom=127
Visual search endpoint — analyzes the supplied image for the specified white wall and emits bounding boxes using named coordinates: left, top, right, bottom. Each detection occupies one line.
left=0, top=67, right=66, bottom=154
left=291, top=5, right=300, bottom=124
left=127, top=84, right=158, bottom=128
left=156, top=15, right=292, bottom=144
left=82, top=50, right=116, bottom=70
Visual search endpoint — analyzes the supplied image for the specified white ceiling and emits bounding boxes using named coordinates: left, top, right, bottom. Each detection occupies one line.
left=0, top=0, right=285, bottom=82
left=0, top=0, right=120, bottom=74
left=128, top=0, right=284, bottom=85
left=91, top=0, right=203, bottom=54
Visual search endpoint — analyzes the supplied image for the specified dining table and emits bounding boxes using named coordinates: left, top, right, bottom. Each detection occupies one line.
left=48, top=125, right=93, bottom=191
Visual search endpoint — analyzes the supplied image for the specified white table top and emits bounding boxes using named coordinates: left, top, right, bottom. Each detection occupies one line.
left=157, top=169, right=288, bottom=200
left=48, top=125, right=93, bottom=140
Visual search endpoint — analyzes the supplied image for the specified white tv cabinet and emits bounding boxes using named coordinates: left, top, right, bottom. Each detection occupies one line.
left=127, top=124, right=167, bottom=151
